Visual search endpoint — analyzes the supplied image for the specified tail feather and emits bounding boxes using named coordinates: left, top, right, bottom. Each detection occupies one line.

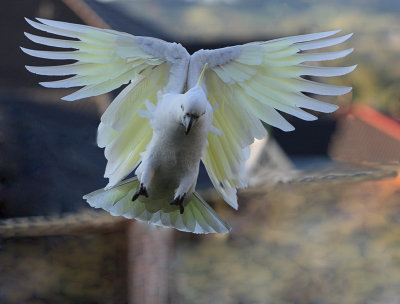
left=83, top=177, right=231, bottom=234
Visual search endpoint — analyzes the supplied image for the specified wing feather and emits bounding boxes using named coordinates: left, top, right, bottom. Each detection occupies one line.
left=189, top=30, right=354, bottom=209
left=23, top=18, right=190, bottom=188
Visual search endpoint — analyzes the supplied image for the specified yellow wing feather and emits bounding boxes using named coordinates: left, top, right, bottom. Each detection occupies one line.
left=23, top=18, right=189, bottom=188
left=199, top=30, right=355, bottom=208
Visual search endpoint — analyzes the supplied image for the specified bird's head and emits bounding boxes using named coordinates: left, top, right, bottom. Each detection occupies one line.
left=179, top=63, right=209, bottom=135
left=180, top=86, right=207, bottom=135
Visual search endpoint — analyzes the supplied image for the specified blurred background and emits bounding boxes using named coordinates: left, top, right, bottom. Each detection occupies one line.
left=0, top=0, right=399, bottom=303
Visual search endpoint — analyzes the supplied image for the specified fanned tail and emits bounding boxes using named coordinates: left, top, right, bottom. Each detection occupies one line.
left=83, top=178, right=231, bottom=234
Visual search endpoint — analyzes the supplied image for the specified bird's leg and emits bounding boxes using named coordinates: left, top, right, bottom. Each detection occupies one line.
left=170, top=194, right=186, bottom=214
left=171, top=169, right=197, bottom=214
left=132, top=183, right=148, bottom=201
left=140, top=164, right=154, bottom=187
left=132, top=163, right=154, bottom=201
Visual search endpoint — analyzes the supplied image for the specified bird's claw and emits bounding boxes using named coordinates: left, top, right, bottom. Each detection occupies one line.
left=170, top=194, right=185, bottom=214
left=132, top=183, right=148, bottom=201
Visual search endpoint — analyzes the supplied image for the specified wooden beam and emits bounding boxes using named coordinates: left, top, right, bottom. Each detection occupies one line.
left=62, top=0, right=111, bottom=28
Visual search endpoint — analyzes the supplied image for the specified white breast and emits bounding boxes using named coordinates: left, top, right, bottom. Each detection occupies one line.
left=136, top=94, right=213, bottom=201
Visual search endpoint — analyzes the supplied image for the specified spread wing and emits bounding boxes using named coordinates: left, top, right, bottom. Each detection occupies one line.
left=22, top=18, right=190, bottom=188
left=189, top=30, right=355, bottom=209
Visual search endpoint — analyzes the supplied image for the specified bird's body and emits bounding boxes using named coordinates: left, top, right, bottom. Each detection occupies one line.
left=22, top=18, right=355, bottom=233
left=135, top=88, right=214, bottom=212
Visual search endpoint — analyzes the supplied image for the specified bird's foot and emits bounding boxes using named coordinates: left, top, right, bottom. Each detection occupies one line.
left=170, top=194, right=186, bottom=214
left=132, top=183, right=148, bottom=201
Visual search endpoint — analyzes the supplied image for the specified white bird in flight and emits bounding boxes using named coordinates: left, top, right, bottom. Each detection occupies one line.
left=22, top=18, right=355, bottom=234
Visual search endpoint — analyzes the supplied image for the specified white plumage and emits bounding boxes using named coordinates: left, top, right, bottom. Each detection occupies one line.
left=22, top=18, right=355, bottom=234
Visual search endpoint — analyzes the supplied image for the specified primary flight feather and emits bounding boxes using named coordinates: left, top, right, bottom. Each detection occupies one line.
left=22, top=18, right=355, bottom=234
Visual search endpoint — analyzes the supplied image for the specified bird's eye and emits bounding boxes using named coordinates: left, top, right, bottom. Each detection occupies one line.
left=181, top=105, right=184, bottom=111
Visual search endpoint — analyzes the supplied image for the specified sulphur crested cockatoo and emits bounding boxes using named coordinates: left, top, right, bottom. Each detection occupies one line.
left=22, top=18, right=355, bottom=234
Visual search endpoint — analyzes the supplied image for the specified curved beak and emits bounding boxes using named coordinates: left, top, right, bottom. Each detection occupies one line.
left=184, top=115, right=195, bottom=135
